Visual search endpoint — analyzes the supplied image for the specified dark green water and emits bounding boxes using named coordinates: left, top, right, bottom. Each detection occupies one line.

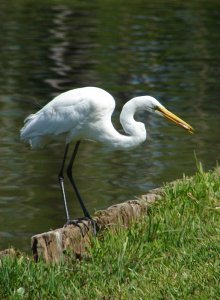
left=0, top=0, right=220, bottom=251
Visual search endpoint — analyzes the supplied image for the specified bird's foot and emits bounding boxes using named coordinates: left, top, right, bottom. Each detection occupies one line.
left=64, top=217, right=99, bottom=236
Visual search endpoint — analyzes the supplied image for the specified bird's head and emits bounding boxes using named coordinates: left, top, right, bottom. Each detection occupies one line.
left=135, top=96, right=194, bottom=134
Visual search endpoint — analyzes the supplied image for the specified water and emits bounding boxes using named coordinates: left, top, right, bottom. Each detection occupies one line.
left=0, top=0, right=220, bottom=251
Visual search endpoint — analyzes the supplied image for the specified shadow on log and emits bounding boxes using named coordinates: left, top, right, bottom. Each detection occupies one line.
left=31, top=187, right=162, bottom=263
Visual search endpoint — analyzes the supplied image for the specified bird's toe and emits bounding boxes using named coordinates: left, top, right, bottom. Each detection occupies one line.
left=64, top=217, right=99, bottom=236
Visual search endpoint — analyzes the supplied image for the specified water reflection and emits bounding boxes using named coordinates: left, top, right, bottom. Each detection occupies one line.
left=45, top=5, right=72, bottom=90
left=0, top=0, right=220, bottom=251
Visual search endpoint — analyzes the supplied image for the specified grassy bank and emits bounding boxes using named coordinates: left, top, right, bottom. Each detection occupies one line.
left=1, top=164, right=220, bottom=299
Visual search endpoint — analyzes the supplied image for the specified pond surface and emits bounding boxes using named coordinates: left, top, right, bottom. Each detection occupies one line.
left=0, top=0, right=220, bottom=251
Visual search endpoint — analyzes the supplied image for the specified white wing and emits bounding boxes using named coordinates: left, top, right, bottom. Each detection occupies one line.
left=20, top=87, right=115, bottom=148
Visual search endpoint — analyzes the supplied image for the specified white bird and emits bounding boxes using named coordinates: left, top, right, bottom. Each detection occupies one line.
left=20, top=87, right=193, bottom=228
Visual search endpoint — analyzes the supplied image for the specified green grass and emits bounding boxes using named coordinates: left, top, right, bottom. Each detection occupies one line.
left=1, top=164, right=220, bottom=299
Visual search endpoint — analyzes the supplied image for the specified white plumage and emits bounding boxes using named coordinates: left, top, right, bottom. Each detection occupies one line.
left=20, top=87, right=193, bottom=224
left=21, top=87, right=115, bottom=148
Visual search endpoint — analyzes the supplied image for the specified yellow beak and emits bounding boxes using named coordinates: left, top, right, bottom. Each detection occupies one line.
left=156, top=106, right=194, bottom=134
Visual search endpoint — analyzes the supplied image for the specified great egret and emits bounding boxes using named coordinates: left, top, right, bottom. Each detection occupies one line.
left=20, top=87, right=193, bottom=228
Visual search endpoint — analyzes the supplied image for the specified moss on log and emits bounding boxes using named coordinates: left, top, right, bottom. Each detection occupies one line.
left=31, top=187, right=162, bottom=263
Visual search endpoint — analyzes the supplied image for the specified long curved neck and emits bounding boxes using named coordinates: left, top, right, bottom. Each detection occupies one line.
left=119, top=98, right=147, bottom=147
left=98, top=98, right=147, bottom=150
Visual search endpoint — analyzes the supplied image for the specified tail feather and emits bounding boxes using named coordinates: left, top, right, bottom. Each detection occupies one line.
left=20, top=113, right=37, bottom=140
left=20, top=113, right=45, bottom=149
left=21, top=103, right=82, bottom=148
left=29, top=136, right=45, bottom=149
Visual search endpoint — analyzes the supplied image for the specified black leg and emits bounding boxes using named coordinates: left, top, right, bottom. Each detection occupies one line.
left=58, top=144, right=70, bottom=222
left=66, top=141, right=92, bottom=219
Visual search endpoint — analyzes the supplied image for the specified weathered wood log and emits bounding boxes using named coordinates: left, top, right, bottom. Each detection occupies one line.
left=31, top=187, right=163, bottom=263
